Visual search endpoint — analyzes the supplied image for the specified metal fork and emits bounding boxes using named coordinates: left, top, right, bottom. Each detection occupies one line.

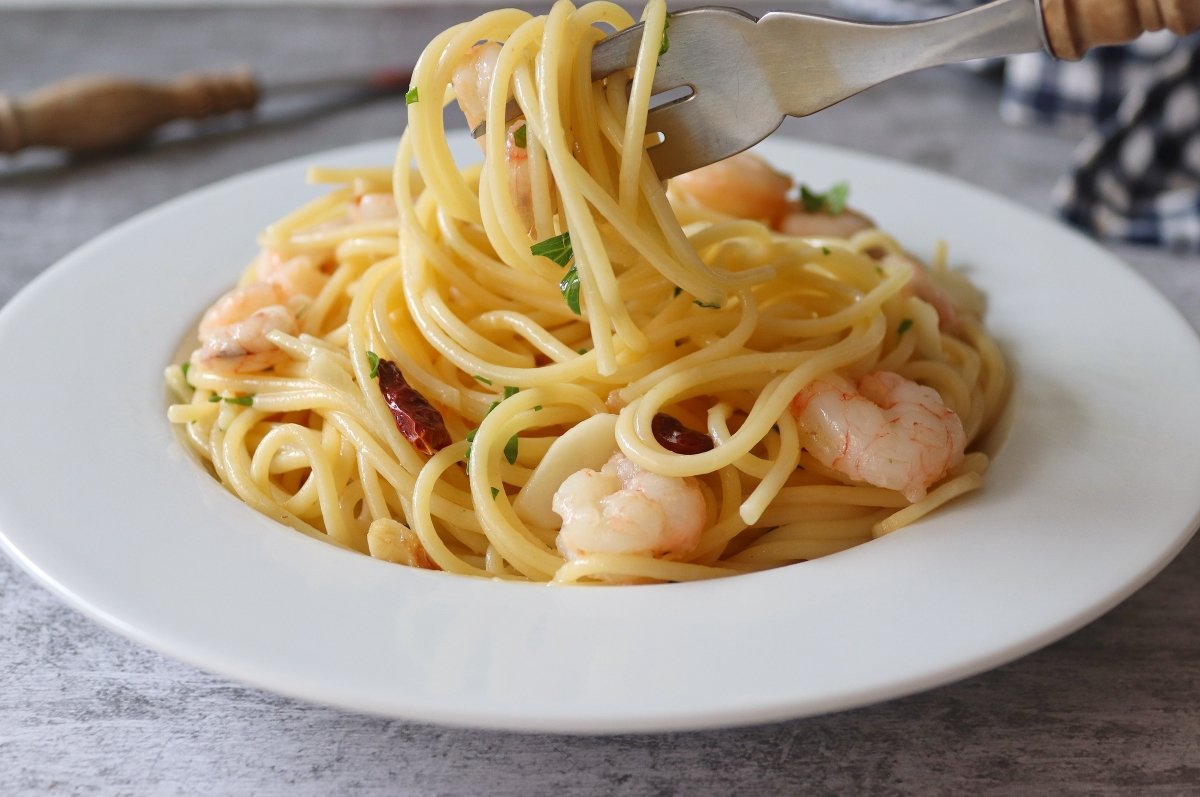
left=589, top=0, right=1046, bottom=178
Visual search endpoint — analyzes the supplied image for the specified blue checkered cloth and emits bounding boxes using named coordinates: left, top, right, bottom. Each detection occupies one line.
left=819, top=1, right=1200, bottom=251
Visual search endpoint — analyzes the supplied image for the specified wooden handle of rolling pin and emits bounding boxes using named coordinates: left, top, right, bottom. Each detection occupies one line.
left=1042, top=0, right=1200, bottom=60
left=0, top=69, right=259, bottom=154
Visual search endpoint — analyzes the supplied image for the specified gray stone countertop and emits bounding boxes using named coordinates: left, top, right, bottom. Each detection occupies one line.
left=1, top=5, right=1198, bottom=795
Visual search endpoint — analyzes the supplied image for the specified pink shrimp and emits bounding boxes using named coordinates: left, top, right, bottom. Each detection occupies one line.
left=195, top=282, right=300, bottom=374
left=777, top=205, right=874, bottom=238
left=895, top=253, right=962, bottom=335
left=789, top=371, right=965, bottom=502
left=193, top=254, right=327, bottom=374
left=671, top=151, right=793, bottom=226
left=451, top=42, right=536, bottom=232
left=672, top=151, right=875, bottom=238
left=552, top=452, right=707, bottom=561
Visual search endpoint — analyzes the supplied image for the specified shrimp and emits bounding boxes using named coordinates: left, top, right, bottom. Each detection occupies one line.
left=254, top=252, right=328, bottom=298
left=777, top=205, right=873, bottom=239
left=451, top=42, right=536, bottom=232
left=893, top=252, right=963, bottom=335
left=195, top=282, right=301, bottom=374
left=194, top=254, right=328, bottom=374
left=552, top=452, right=707, bottom=561
left=671, top=151, right=793, bottom=226
left=451, top=42, right=501, bottom=133
left=789, top=371, right=965, bottom=502
left=671, top=151, right=875, bottom=238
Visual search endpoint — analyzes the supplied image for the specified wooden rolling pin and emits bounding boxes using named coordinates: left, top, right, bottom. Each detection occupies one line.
left=2, top=0, right=1197, bottom=154
left=0, top=67, right=412, bottom=155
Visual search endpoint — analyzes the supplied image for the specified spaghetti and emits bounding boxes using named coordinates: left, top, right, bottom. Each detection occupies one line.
left=166, top=0, right=1008, bottom=584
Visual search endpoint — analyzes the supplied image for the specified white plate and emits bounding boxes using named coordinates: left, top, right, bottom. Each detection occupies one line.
left=2, top=137, right=1199, bottom=734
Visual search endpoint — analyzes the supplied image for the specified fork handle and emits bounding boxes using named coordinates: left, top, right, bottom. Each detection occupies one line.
left=1042, top=0, right=1200, bottom=60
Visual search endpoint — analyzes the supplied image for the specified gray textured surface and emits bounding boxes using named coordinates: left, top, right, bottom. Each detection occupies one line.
left=2, top=5, right=1199, bottom=795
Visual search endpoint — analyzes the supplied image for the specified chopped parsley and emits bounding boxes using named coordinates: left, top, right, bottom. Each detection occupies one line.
left=576, top=347, right=589, bottom=355
left=560, top=265, right=582, bottom=315
left=491, top=487, right=500, bottom=499
left=531, top=232, right=580, bottom=313
left=473, top=374, right=493, bottom=386
left=673, top=286, right=682, bottom=297
left=659, top=15, right=671, bottom=57
left=821, top=246, right=832, bottom=255
left=800, top=181, right=850, bottom=214
left=405, top=87, right=419, bottom=105
left=180, top=362, right=193, bottom=390
left=693, top=299, right=720, bottom=309
left=463, top=389, right=521, bottom=467
left=513, top=124, right=527, bottom=148
left=209, top=393, right=255, bottom=406
left=530, top=231, right=573, bottom=268
left=367, top=350, right=380, bottom=379
left=897, top=318, right=914, bottom=336
left=533, top=405, right=543, bottom=412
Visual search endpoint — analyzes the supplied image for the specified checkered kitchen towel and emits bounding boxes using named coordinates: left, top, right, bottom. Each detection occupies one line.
left=823, top=0, right=1200, bottom=251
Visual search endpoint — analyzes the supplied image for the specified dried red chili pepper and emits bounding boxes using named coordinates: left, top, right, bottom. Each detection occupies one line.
left=376, top=359, right=451, bottom=455
left=652, top=412, right=714, bottom=455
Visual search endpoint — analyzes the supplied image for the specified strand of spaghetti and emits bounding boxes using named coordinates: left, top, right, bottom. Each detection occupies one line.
left=306, top=166, right=394, bottom=187
left=941, top=333, right=983, bottom=396
left=618, top=2, right=666, bottom=215
left=727, top=538, right=869, bottom=564
left=321, top=410, right=481, bottom=534
left=691, top=466, right=750, bottom=561
left=408, top=442, right=494, bottom=576
left=253, top=421, right=363, bottom=550
left=898, top=359, right=972, bottom=421
left=537, top=2, right=642, bottom=371
left=756, top=504, right=893, bottom=527
left=301, top=256, right=371, bottom=335
left=873, top=471, right=985, bottom=536
left=356, top=452, right=390, bottom=523
left=770, top=484, right=910, bottom=508
left=738, top=409, right=801, bottom=524
left=481, top=15, right=546, bottom=249
left=268, top=331, right=351, bottom=367
left=435, top=194, right=565, bottom=296
left=262, top=187, right=352, bottom=251
left=551, top=553, right=739, bottom=584
left=420, top=291, right=537, bottom=368
left=334, top=236, right=398, bottom=264
left=584, top=102, right=754, bottom=299
left=612, top=288, right=757, bottom=404
left=758, top=512, right=892, bottom=543
left=705, top=403, right=777, bottom=480
left=209, top=406, right=341, bottom=546
left=618, top=313, right=886, bottom=477
left=468, top=387, right=607, bottom=578
left=468, top=311, right=583, bottom=362
left=408, top=16, right=502, bottom=224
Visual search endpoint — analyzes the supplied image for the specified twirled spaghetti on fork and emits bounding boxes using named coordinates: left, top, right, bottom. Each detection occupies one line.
left=166, top=0, right=1008, bottom=584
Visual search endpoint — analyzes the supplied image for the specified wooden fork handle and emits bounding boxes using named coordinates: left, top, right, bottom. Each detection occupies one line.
left=0, top=70, right=259, bottom=154
left=1042, top=0, right=1200, bottom=60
